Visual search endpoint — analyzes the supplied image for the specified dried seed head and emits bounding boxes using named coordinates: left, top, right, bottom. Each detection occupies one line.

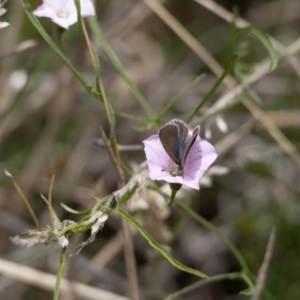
left=108, top=195, right=118, bottom=209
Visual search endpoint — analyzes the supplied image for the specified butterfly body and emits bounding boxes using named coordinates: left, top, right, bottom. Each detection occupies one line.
left=158, top=119, right=200, bottom=175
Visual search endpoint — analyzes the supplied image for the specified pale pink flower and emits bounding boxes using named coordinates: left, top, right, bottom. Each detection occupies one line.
left=33, top=0, right=95, bottom=29
left=143, top=123, right=218, bottom=190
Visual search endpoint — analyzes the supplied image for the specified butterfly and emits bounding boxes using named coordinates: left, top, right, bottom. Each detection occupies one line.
left=158, top=119, right=200, bottom=176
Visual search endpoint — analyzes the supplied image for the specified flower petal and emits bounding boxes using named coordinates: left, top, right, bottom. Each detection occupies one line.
left=143, top=120, right=218, bottom=190
left=33, top=4, right=57, bottom=19
left=80, top=0, right=96, bottom=16
left=33, top=0, right=95, bottom=29
left=143, top=135, right=173, bottom=170
left=184, top=137, right=218, bottom=187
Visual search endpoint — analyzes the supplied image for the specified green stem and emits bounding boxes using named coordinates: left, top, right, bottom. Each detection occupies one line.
left=74, top=0, right=102, bottom=97
left=56, top=27, right=64, bottom=52
left=117, top=208, right=208, bottom=278
left=169, top=190, right=177, bottom=207
left=240, top=272, right=254, bottom=295
left=158, top=74, right=206, bottom=122
left=172, top=195, right=195, bottom=239
left=169, top=183, right=182, bottom=207
left=88, top=16, right=156, bottom=120
left=53, top=246, right=66, bottom=300
left=165, top=272, right=242, bottom=300
left=175, top=200, right=249, bottom=272
left=185, top=56, right=238, bottom=124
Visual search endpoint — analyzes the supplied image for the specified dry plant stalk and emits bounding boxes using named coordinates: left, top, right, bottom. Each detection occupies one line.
left=251, top=228, right=276, bottom=300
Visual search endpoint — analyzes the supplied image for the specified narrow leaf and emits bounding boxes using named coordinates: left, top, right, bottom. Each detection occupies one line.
left=185, top=56, right=238, bottom=124
left=61, top=203, right=91, bottom=215
left=230, top=27, right=278, bottom=71
left=118, top=208, right=208, bottom=278
left=88, top=16, right=156, bottom=120
left=119, top=185, right=138, bottom=205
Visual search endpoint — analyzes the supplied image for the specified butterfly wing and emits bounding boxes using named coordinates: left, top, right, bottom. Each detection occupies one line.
left=159, top=119, right=189, bottom=165
left=181, top=125, right=200, bottom=167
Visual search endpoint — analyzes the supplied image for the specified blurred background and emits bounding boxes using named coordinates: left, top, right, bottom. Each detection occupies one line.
left=0, top=0, right=300, bottom=299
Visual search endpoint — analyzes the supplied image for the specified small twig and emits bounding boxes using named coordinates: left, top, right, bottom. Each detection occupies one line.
left=121, top=218, right=140, bottom=300
left=0, top=258, right=129, bottom=300
left=98, top=126, right=125, bottom=187
left=91, top=230, right=124, bottom=267
left=99, top=80, right=121, bottom=165
left=251, top=228, right=276, bottom=300
left=48, top=172, right=56, bottom=230
left=142, top=0, right=224, bottom=78
left=5, top=170, right=40, bottom=229
left=93, top=139, right=143, bottom=151
left=0, top=40, right=38, bottom=59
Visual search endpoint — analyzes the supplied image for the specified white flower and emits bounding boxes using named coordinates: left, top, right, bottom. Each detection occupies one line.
left=33, top=0, right=96, bottom=29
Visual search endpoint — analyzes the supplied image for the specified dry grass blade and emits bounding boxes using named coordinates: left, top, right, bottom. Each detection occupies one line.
left=91, top=230, right=124, bottom=268
left=0, top=258, right=130, bottom=300
left=0, top=40, right=38, bottom=59
left=121, top=216, right=140, bottom=300
left=251, top=228, right=276, bottom=300
left=98, top=124, right=139, bottom=299
left=194, top=0, right=300, bottom=74
left=142, top=0, right=224, bottom=78
left=142, top=0, right=300, bottom=169
left=98, top=126, right=125, bottom=187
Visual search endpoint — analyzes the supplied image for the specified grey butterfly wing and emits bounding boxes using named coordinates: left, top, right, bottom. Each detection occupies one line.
left=159, top=123, right=180, bottom=164
left=181, top=125, right=200, bottom=167
left=174, top=120, right=190, bottom=163
left=159, top=119, right=189, bottom=165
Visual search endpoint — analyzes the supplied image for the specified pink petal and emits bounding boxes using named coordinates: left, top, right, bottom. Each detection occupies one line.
left=185, top=137, right=218, bottom=180
left=33, top=4, right=57, bottom=19
left=143, top=124, right=218, bottom=190
left=80, top=0, right=96, bottom=16
left=143, top=135, right=173, bottom=170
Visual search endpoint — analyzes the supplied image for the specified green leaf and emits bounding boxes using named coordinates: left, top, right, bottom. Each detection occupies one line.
left=61, top=203, right=91, bottom=215
left=107, top=102, right=116, bottom=148
left=230, top=27, right=278, bottom=71
left=234, top=63, right=263, bottom=106
left=185, top=56, right=238, bottom=124
left=88, top=17, right=156, bottom=120
left=118, top=208, right=208, bottom=278
left=20, top=0, right=96, bottom=98
left=119, top=185, right=138, bottom=206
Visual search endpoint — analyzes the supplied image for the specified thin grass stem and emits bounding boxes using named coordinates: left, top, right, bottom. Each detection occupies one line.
left=53, top=246, right=66, bottom=300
